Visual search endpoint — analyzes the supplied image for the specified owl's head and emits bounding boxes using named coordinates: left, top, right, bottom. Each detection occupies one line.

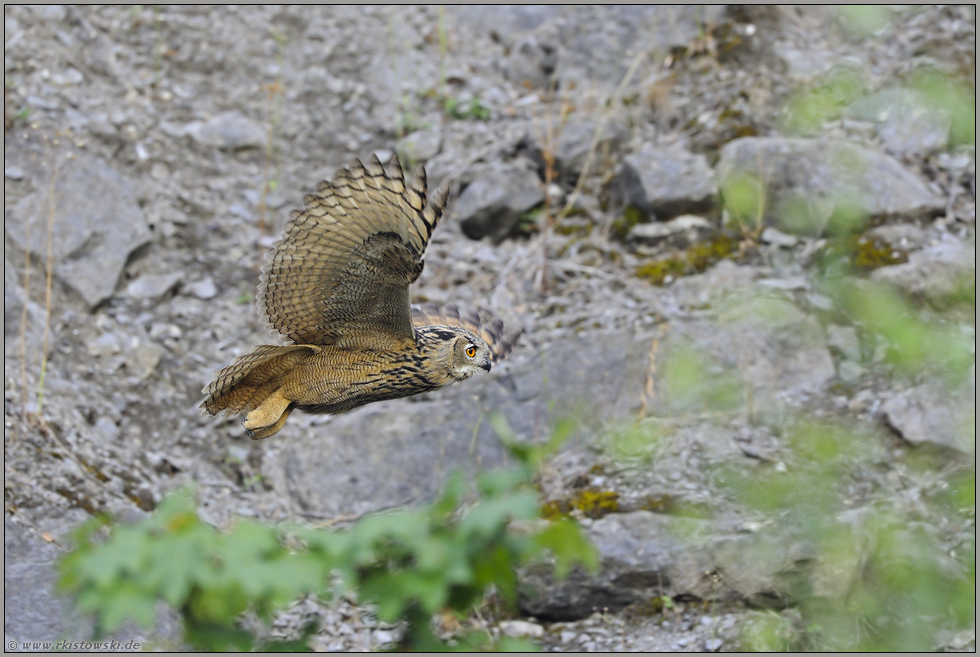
left=416, top=326, right=492, bottom=382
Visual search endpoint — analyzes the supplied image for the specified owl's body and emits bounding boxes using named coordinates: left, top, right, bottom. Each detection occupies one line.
left=201, top=155, right=520, bottom=439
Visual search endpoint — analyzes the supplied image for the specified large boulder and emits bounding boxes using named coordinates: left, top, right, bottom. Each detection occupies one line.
left=6, top=155, right=152, bottom=309
left=717, top=137, right=945, bottom=235
left=452, top=159, right=545, bottom=241
left=870, top=239, right=975, bottom=307
left=520, top=511, right=808, bottom=620
left=608, top=147, right=718, bottom=221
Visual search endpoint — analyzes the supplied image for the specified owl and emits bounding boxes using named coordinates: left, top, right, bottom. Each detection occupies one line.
left=201, top=154, right=521, bottom=439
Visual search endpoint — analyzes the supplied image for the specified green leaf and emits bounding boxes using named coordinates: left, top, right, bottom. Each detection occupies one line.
left=80, top=526, right=148, bottom=587
left=97, top=582, right=157, bottom=633
left=460, top=492, right=540, bottom=539
left=532, top=517, right=599, bottom=578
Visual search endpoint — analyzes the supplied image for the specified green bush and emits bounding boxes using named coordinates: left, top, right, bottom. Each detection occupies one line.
left=58, top=419, right=597, bottom=651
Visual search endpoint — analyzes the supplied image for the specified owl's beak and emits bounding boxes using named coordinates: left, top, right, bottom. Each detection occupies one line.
left=481, top=360, right=492, bottom=372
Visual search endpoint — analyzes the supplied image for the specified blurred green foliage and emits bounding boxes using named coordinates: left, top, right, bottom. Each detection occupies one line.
left=783, top=67, right=867, bottom=137
left=58, top=419, right=597, bottom=651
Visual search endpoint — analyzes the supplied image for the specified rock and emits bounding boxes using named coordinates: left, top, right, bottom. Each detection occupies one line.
left=760, top=227, right=798, bottom=248
left=881, top=384, right=973, bottom=454
left=869, top=239, right=975, bottom=307
left=554, top=6, right=725, bottom=87
left=520, top=511, right=799, bottom=620
left=448, top=6, right=558, bottom=47
left=548, top=118, right=628, bottom=186
left=945, top=629, right=976, bottom=651
left=93, top=416, right=120, bottom=442
left=499, top=620, right=544, bottom=639
left=825, top=325, right=861, bottom=362
left=717, top=137, right=945, bottom=235
left=126, top=272, right=183, bottom=302
left=608, top=147, right=717, bottom=221
left=125, top=340, right=165, bottom=380
left=5, top=165, right=25, bottom=180
left=396, top=127, right=442, bottom=164
left=87, top=332, right=122, bottom=358
left=864, top=222, right=929, bottom=251
left=453, top=159, right=545, bottom=241
left=846, top=88, right=950, bottom=155
left=183, top=276, right=217, bottom=300
left=186, top=111, right=265, bottom=150
left=671, top=260, right=762, bottom=309
left=837, top=360, right=865, bottom=383
left=4, top=260, right=51, bottom=357
left=656, top=297, right=835, bottom=416
left=629, top=214, right=715, bottom=249
left=505, top=35, right=558, bottom=90
left=7, top=156, right=152, bottom=309
left=4, top=512, right=94, bottom=643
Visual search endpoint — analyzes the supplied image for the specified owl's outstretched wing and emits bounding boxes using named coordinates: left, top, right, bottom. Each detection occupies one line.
left=411, top=302, right=522, bottom=363
left=258, top=154, right=449, bottom=348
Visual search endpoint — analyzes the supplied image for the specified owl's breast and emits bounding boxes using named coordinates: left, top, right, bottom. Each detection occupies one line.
left=287, top=346, right=450, bottom=415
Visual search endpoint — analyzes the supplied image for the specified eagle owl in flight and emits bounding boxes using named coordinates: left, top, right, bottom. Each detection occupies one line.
left=201, top=154, right=521, bottom=439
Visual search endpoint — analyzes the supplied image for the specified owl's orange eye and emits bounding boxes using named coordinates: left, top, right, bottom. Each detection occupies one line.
left=465, top=345, right=477, bottom=358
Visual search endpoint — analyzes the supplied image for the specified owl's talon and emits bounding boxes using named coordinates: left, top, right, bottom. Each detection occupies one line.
left=244, top=389, right=291, bottom=431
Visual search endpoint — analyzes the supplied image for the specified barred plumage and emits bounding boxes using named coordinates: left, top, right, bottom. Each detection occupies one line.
left=201, top=154, right=521, bottom=440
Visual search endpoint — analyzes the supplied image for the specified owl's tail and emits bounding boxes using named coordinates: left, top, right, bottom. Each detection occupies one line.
left=200, top=344, right=318, bottom=439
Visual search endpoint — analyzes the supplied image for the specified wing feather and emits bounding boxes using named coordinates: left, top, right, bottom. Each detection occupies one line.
left=258, top=154, right=449, bottom=348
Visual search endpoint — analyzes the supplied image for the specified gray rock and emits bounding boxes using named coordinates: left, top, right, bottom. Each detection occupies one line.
left=453, top=159, right=544, bottom=241
left=7, top=156, right=152, bottom=309
left=396, top=127, right=442, bottom=164
left=609, top=147, right=717, bottom=220
left=760, top=227, right=799, bottom=248
left=520, top=511, right=800, bottom=620
left=186, top=111, right=265, bottom=150
left=125, top=340, right=165, bottom=380
left=505, top=35, right=558, bottom=90
left=717, top=137, right=945, bottom=235
left=499, top=619, right=544, bottom=639
left=659, top=300, right=836, bottom=417
left=837, top=360, right=865, bottom=383
left=881, top=384, right=973, bottom=454
left=448, top=6, right=558, bottom=47
left=671, top=260, right=762, bottom=309
left=86, top=331, right=122, bottom=358
left=183, top=276, right=217, bottom=300
left=125, top=272, right=183, bottom=302
left=826, top=325, right=861, bottom=362
left=869, top=239, right=975, bottom=307
left=4, top=511, right=94, bottom=643
left=846, top=88, right=950, bottom=155
left=864, top=222, right=929, bottom=251
left=554, top=6, right=725, bottom=87
left=93, top=415, right=120, bottom=442
left=628, top=215, right=715, bottom=249
left=549, top=118, right=628, bottom=186
left=4, top=260, right=52, bottom=357
left=5, top=165, right=25, bottom=180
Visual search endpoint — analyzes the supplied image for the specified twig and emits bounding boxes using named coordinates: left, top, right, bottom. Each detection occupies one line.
left=555, top=50, right=647, bottom=225
left=38, top=156, right=65, bottom=415
left=638, top=333, right=661, bottom=420
left=19, top=172, right=35, bottom=419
